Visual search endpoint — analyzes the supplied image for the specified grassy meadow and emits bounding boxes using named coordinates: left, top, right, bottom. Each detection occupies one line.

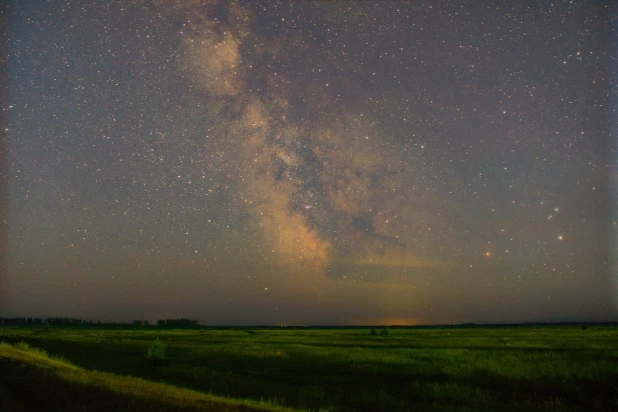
left=1, top=325, right=617, bottom=411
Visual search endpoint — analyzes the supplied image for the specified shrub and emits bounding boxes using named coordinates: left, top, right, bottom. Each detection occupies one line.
left=146, top=338, right=166, bottom=366
left=370, top=328, right=378, bottom=335
left=380, top=327, right=389, bottom=335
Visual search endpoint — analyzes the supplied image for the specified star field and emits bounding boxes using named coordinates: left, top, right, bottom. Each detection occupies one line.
left=1, top=0, right=616, bottom=325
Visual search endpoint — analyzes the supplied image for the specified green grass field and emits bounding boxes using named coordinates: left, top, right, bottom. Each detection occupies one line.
left=1, top=325, right=617, bottom=411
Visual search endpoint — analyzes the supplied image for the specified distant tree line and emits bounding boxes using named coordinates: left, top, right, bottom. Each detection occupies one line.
left=0, top=317, right=94, bottom=326
left=0, top=317, right=200, bottom=328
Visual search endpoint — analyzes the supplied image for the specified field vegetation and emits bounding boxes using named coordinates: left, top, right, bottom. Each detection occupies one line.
left=1, top=325, right=617, bottom=411
left=0, top=341, right=295, bottom=411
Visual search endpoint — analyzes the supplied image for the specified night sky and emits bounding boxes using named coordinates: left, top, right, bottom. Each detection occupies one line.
left=2, top=1, right=616, bottom=325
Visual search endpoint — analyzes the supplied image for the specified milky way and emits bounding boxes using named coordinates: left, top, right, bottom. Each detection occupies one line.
left=2, top=1, right=615, bottom=324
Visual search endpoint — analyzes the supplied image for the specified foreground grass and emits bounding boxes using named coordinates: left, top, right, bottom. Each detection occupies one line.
left=1, top=326, right=618, bottom=411
left=0, top=341, right=298, bottom=411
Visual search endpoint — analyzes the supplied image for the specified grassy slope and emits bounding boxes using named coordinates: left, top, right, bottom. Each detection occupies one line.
left=1, top=326, right=618, bottom=411
left=0, top=341, right=298, bottom=412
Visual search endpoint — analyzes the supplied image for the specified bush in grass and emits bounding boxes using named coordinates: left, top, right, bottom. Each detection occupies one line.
left=146, top=338, right=166, bottom=366
left=370, top=328, right=378, bottom=335
left=380, top=327, right=389, bottom=335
